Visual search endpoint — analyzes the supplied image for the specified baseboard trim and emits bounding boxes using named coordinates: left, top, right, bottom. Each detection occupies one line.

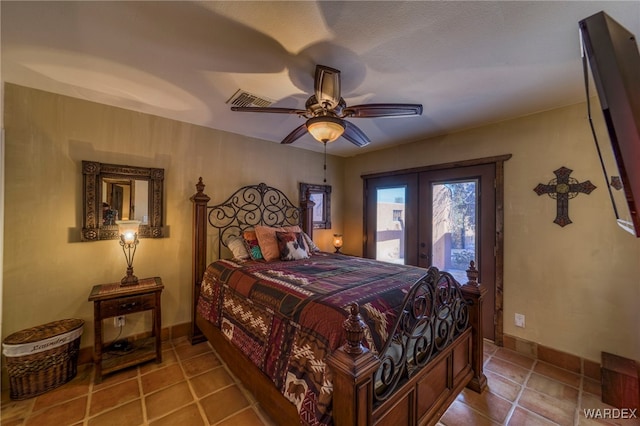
left=503, top=334, right=601, bottom=381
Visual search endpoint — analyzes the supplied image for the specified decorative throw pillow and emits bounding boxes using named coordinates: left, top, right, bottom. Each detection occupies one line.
left=276, top=231, right=310, bottom=261
left=225, top=234, right=250, bottom=260
left=255, top=225, right=306, bottom=261
left=242, top=230, right=263, bottom=261
left=302, top=232, right=320, bottom=252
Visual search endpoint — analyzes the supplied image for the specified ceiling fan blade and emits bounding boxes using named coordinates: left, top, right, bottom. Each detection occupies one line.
left=343, top=103, right=423, bottom=118
left=281, top=124, right=308, bottom=144
left=231, top=106, right=307, bottom=115
left=342, top=121, right=371, bottom=147
left=314, top=65, right=341, bottom=110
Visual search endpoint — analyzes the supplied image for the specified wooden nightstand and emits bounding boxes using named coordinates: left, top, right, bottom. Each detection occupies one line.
left=88, top=277, right=164, bottom=382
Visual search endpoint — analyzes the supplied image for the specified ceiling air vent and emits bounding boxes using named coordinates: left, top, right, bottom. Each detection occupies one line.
left=226, top=89, right=274, bottom=108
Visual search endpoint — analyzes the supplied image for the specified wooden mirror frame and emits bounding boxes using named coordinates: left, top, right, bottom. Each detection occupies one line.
left=82, top=161, right=164, bottom=241
left=299, top=183, right=331, bottom=229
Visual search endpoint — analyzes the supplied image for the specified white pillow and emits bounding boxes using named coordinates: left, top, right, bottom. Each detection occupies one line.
left=226, top=234, right=250, bottom=260
left=302, top=232, right=320, bottom=252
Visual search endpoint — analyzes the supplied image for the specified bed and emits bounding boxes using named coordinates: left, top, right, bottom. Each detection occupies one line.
left=189, top=179, right=487, bottom=426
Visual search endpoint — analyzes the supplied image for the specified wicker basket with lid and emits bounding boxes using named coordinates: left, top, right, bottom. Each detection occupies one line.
left=2, top=318, right=84, bottom=400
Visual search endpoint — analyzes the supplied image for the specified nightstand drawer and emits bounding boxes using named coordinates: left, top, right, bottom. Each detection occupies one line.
left=100, top=293, right=156, bottom=317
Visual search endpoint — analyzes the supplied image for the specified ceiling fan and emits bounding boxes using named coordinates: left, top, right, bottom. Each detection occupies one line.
left=230, top=65, right=423, bottom=147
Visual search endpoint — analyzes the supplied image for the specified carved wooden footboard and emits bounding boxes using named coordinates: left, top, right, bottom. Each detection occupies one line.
left=328, top=263, right=487, bottom=425
left=190, top=178, right=487, bottom=426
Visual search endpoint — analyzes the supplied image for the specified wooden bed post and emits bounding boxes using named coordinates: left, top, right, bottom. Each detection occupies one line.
left=300, top=187, right=315, bottom=239
left=190, top=177, right=210, bottom=344
left=460, top=261, right=488, bottom=393
left=326, top=304, right=380, bottom=426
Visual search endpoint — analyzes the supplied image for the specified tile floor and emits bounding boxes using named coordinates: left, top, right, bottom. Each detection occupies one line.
left=1, top=338, right=637, bottom=425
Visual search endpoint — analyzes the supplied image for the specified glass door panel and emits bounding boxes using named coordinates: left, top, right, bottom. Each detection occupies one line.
left=431, top=180, right=478, bottom=283
left=376, top=187, right=407, bottom=264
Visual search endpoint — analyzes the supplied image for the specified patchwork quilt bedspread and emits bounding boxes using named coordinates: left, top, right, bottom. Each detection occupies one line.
left=196, top=252, right=428, bottom=426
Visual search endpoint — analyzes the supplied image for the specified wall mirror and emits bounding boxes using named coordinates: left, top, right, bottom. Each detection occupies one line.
left=299, top=183, right=331, bottom=229
left=82, top=161, right=164, bottom=241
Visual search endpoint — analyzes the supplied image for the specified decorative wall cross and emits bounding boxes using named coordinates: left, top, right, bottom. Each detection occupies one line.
left=534, top=167, right=596, bottom=227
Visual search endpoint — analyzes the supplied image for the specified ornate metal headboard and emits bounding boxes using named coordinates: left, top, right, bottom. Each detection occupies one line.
left=190, top=178, right=315, bottom=342
left=207, top=182, right=302, bottom=255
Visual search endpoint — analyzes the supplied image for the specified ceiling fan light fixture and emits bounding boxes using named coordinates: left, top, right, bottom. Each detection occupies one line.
left=306, top=116, right=345, bottom=143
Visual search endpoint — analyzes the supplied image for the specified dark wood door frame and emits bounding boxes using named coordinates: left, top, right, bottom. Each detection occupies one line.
left=362, top=154, right=511, bottom=345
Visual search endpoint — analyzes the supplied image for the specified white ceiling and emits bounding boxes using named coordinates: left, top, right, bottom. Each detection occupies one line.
left=2, top=1, right=640, bottom=157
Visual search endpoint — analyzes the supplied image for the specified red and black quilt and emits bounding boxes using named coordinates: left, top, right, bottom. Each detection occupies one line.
left=197, top=252, right=427, bottom=426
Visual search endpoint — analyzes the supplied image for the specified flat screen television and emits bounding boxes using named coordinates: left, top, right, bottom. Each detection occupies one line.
left=579, top=11, right=640, bottom=237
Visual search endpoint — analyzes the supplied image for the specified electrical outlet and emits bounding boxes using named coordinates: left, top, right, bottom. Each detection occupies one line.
left=514, top=313, right=525, bottom=328
left=114, top=316, right=125, bottom=327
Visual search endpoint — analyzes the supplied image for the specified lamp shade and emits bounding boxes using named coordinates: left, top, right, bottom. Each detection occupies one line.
left=306, top=116, right=345, bottom=143
left=333, top=233, right=343, bottom=252
left=116, top=220, right=141, bottom=244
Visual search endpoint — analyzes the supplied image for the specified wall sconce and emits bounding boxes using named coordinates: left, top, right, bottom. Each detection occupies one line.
left=333, top=233, right=343, bottom=253
left=116, top=220, right=141, bottom=286
left=306, top=116, right=345, bottom=143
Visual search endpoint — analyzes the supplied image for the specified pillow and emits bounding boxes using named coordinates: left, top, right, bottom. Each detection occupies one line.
left=225, top=234, right=250, bottom=260
left=254, top=225, right=307, bottom=261
left=242, top=230, right=263, bottom=261
left=276, top=231, right=310, bottom=261
left=302, top=232, right=320, bottom=253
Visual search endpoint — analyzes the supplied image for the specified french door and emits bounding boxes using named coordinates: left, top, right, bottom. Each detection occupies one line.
left=364, top=163, right=498, bottom=341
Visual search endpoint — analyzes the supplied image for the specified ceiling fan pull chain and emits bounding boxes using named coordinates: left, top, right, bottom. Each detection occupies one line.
left=323, top=141, right=327, bottom=183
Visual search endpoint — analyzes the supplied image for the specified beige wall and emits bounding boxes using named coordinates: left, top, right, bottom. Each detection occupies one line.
left=342, top=102, right=640, bottom=363
left=4, top=83, right=639, bottom=368
left=2, top=84, right=344, bottom=350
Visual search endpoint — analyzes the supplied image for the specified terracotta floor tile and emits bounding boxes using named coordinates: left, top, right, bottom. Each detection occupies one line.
left=93, top=366, right=138, bottom=391
left=31, top=364, right=93, bottom=411
left=254, top=405, right=277, bottom=426
left=583, top=377, right=602, bottom=397
left=139, top=349, right=178, bottom=375
left=456, top=387, right=513, bottom=423
left=485, top=370, right=522, bottom=402
left=199, top=385, right=250, bottom=424
left=484, top=341, right=499, bottom=359
left=508, top=406, right=559, bottom=425
left=2, top=337, right=599, bottom=426
left=534, top=361, right=581, bottom=388
left=87, top=399, right=143, bottom=426
left=577, top=413, right=620, bottom=426
left=181, top=352, right=222, bottom=377
left=485, top=356, right=531, bottom=384
left=89, top=378, right=140, bottom=416
left=189, top=367, right=236, bottom=398
left=140, top=363, right=185, bottom=395
left=494, top=347, right=536, bottom=369
left=174, top=341, right=212, bottom=361
left=484, top=339, right=499, bottom=354
left=217, top=407, right=270, bottom=426
left=148, top=403, right=205, bottom=426
left=0, top=394, right=35, bottom=422
left=518, top=388, right=576, bottom=426
left=25, top=396, right=87, bottom=426
left=526, top=373, right=579, bottom=403
left=439, top=399, right=500, bottom=426
left=160, top=339, right=173, bottom=351
left=578, top=391, right=638, bottom=424
left=1, top=418, right=24, bottom=426
left=145, top=381, right=194, bottom=420
left=170, top=335, right=191, bottom=347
